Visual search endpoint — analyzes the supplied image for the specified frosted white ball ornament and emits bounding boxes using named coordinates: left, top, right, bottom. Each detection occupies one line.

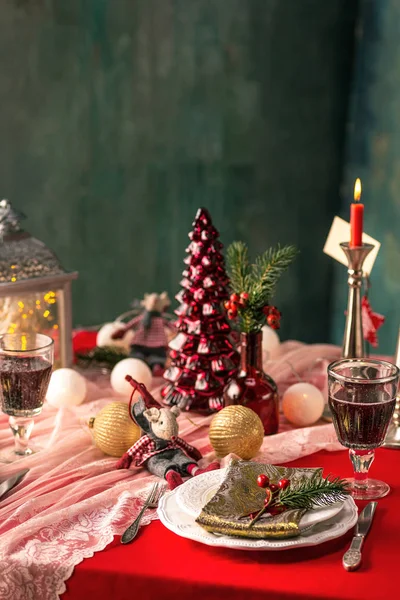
left=110, top=358, right=152, bottom=397
left=261, top=325, right=280, bottom=358
left=46, top=368, right=87, bottom=408
left=282, top=382, right=325, bottom=427
left=96, top=322, right=134, bottom=351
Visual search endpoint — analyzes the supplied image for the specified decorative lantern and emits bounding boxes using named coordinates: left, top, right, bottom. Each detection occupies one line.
left=0, top=199, right=78, bottom=367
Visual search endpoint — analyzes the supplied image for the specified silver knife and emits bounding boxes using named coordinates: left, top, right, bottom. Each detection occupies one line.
left=342, top=501, right=377, bottom=571
left=0, top=469, right=29, bottom=501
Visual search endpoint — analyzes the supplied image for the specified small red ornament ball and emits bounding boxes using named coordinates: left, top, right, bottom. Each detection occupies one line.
left=257, top=474, right=270, bottom=488
left=278, top=478, right=290, bottom=490
left=269, top=483, right=279, bottom=493
left=230, top=293, right=240, bottom=304
left=224, top=300, right=231, bottom=310
left=267, top=314, right=280, bottom=330
left=239, top=292, right=249, bottom=306
left=227, top=308, right=237, bottom=320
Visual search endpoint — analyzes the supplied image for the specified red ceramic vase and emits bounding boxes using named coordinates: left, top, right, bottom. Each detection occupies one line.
left=223, top=331, right=279, bottom=435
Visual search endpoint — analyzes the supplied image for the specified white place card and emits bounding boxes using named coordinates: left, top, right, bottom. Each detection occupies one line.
left=323, top=216, right=380, bottom=275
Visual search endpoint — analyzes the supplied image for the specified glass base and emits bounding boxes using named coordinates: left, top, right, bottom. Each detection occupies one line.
left=0, top=443, right=42, bottom=463
left=345, top=477, right=390, bottom=500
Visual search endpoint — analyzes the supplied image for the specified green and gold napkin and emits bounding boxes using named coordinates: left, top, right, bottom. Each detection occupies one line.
left=195, top=459, right=323, bottom=539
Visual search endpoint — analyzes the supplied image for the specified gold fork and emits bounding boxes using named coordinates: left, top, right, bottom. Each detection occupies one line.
left=121, top=482, right=164, bottom=544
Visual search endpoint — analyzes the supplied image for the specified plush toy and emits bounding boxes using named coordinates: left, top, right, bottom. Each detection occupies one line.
left=116, top=376, right=219, bottom=490
left=112, top=292, right=175, bottom=375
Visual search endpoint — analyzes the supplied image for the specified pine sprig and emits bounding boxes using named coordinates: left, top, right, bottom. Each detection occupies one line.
left=226, top=242, right=251, bottom=292
left=226, top=241, right=298, bottom=333
left=76, top=346, right=128, bottom=370
left=251, top=245, right=298, bottom=308
left=249, top=474, right=350, bottom=527
left=278, top=474, right=350, bottom=511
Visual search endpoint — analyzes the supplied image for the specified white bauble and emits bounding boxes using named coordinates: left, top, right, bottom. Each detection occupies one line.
left=96, top=322, right=134, bottom=351
left=282, top=382, right=325, bottom=427
left=110, top=358, right=152, bottom=397
left=46, top=368, right=87, bottom=408
left=261, top=325, right=280, bottom=357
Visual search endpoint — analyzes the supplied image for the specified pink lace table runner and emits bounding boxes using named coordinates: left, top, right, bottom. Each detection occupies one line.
left=0, top=341, right=344, bottom=600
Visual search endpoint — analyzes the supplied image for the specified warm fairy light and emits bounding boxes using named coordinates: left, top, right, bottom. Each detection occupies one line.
left=10, top=265, right=16, bottom=269
left=4, top=291, right=58, bottom=336
left=354, top=178, right=362, bottom=202
left=11, top=277, right=16, bottom=282
left=21, top=334, right=27, bottom=351
left=44, top=291, right=56, bottom=304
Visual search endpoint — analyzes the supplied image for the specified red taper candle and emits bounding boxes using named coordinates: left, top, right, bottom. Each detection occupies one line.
left=350, top=178, right=364, bottom=247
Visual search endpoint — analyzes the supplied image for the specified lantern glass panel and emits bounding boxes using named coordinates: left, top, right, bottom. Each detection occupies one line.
left=0, top=290, right=61, bottom=366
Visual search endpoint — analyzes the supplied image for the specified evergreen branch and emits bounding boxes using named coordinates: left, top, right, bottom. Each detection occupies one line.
left=278, top=475, right=350, bottom=511
left=226, top=241, right=298, bottom=333
left=250, top=245, right=298, bottom=309
left=76, top=346, right=128, bottom=369
left=226, top=241, right=251, bottom=292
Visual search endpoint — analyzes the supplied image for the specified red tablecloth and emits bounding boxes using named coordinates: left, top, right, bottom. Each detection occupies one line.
left=62, top=448, right=398, bottom=600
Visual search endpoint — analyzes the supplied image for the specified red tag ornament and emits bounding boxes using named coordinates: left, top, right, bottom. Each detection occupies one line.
left=361, top=296, right=385, bottom=347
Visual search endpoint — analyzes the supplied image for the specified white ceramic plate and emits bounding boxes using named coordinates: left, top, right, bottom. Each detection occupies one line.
left=158, top=488, right=358, bottom=551
left=176, top=468, right=345, bottom=531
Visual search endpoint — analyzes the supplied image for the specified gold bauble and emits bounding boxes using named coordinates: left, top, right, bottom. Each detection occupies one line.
left=209, top=405, right=264, bottom=460
left=88, top=402, right=141, bottom=457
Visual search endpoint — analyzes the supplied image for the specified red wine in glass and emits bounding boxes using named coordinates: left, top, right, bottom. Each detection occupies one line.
left=329, top=391, right=396, bottom=449
left=0, top=332, right=54, bottom=460
left=0, top=356, right=52, bottom=417
left=328, top=358, right=399, bottom=500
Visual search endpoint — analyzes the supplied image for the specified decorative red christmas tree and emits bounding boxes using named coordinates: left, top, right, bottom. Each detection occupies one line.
left=161, top=208, right=239, bottom=412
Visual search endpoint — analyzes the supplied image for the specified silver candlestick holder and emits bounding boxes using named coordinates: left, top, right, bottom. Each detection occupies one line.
left=340, top=242, right=374, bottom=358
left=384, top=328, right=400, bottom=449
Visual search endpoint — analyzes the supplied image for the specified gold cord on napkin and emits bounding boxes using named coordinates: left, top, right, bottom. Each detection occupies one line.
left=195, top=459, right=323, bottom=539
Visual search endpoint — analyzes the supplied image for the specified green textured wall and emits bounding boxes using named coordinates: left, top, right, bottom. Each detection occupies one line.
left=332, top=0, right=400, bottom=355
left=0, top=0, right=357, bottom=343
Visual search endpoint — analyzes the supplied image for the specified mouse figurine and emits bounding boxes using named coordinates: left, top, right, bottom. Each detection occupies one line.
left=116, top=376, right=219, bottom=490
left=112, top=292, right=175, bottom=375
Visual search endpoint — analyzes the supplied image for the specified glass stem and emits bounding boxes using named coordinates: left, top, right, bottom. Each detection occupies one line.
left=9, top=416, right=34, bottom=456
left=349, top=449, right=375, bottom=489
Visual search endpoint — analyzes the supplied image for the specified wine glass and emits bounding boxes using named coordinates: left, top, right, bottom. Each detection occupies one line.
left=0, top=333, right=54, bottom=461
left=328, top=358, right=399, bottom=500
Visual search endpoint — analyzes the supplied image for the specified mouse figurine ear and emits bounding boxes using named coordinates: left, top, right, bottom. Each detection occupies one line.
left=170, top=405, right=180, bottom=418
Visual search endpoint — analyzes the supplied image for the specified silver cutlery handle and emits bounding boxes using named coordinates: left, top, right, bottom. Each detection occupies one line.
left=121, top=504, right=149, bottom=544
left=342, top=535, right=364, bottom=571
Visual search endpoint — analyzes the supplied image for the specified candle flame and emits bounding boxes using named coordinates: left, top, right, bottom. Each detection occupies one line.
left=354, top=178, right=362, bottom=202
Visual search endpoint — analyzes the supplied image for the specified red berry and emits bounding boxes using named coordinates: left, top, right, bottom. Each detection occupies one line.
left=230, top=293, right=240, bottom=303
left=269, top=483, right=279, bottom=493
left=268, top=505, right=286, bottom=516
left=278, top=478, right=290, bottom=490
left=224, top=300, right=231, bottom=310
left=262, top=305, right=272, bottom=316
left=257, top=474, right=270, bottom=488
left=267, top=314, right=280, bottom=330
left=227, top=308, right=237, bottom=320
left=240, top=292, right=249, bottom=301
